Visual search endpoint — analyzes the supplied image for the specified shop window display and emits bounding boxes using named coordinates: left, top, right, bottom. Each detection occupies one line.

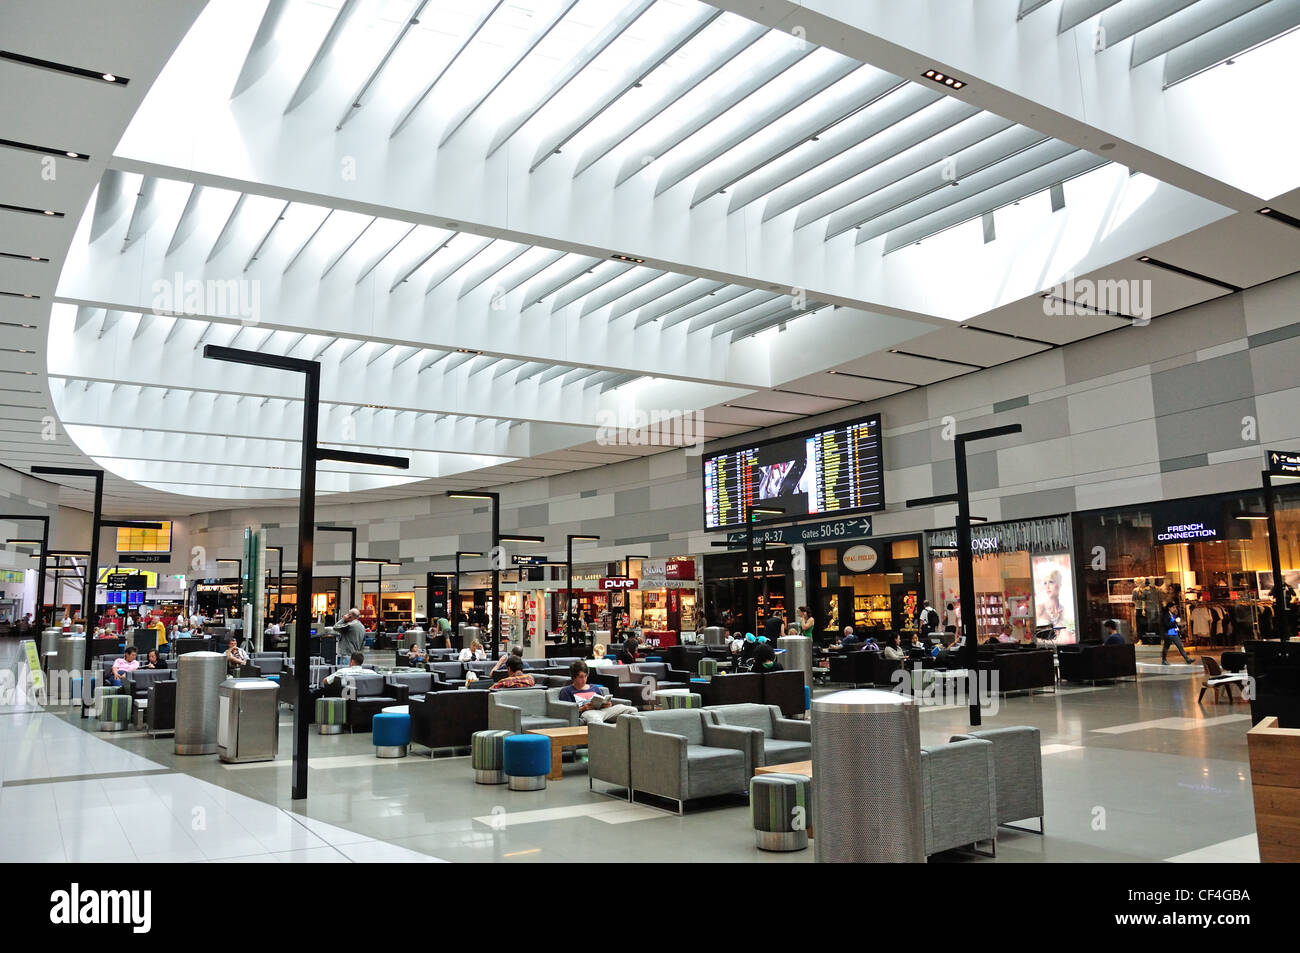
left=927, top=517, right=1075, bottom=643
left=1075, top=488, right=1300, bottom=645
left=812, top=537, right=922, bottom=641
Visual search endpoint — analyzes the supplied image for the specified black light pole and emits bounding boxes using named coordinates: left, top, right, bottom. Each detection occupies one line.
left=909, top=423, right=1022, bottom=727
left=30, top=467, right=104, bottom=625
left=266, top=546, right=283, bottom=621
left=565, top=534, right=601, bottom=644
left=1261, top=456, right=1300, bottom=638
left=453, top=550, right=483, bottom=644
left=203, top=344, right=408, bottom=801
left=215, top=558, right=242, bottom=625
left=316, top=525, right=358, bottom=614
left=1, top=514, right=50, bottom=626
left=447, top=491, right=502, bottom=653
left=745, top=507, right=784, bottom=635
left=445, top=490, right=543, bottom=655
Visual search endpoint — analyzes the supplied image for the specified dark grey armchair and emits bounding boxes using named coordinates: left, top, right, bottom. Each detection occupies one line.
left=626, top=709, right=753, bottom=813
left=706, top=702, right=811, bottom=769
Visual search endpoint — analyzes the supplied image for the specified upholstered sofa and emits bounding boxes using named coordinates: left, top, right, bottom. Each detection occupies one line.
left=1056, top=642, right=1137, bottom=683
left=921, top=737, right=997, bottom=856
left=624, top=709, right=755, bottom=812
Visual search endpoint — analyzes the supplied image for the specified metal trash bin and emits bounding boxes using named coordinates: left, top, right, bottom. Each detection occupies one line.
left=175, top=651, right=227, bottom=755
left=702, top=626, right=727, bottom=646
left=778, top=635, right=813, bottom=690
left=56, top=636, right=85, bottom=681
left=41, top=627, right=62, bottom=657
left=217, top=677, right=279, bottom=764
left=812, top=689, right=924, bottom=863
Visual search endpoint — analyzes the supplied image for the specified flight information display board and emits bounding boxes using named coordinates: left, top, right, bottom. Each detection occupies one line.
left=702, top=414, right=884, bottom=530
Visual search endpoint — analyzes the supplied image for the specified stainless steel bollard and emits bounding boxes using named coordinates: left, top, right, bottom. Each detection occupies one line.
left=175, top=651, right=227, bottom=755
left=812, top=689, right=924, bottom=863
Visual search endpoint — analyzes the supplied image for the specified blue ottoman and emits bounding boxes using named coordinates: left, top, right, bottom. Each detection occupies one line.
left=472, top=729, right=513, bottom=784
left=503, top=734, right=551, bottom=791
left=372, top=712, right=410, bottom=759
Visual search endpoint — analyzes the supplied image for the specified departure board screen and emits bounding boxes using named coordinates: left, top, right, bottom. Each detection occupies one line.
left=702, top=414, right=884, bottom=530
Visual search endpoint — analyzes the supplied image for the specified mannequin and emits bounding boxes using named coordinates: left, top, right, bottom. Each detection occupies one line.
left=1132, top=578, right=1149, bottom=637
left=1143, top=577, right=1167, bottom=636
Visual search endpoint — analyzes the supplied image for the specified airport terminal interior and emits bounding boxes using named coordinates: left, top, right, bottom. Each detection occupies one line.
left=4, top=0, right=1300, bottom=866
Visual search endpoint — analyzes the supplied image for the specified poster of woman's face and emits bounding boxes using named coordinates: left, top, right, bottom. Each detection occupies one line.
left=1032, top=554, right=1076, bottom=642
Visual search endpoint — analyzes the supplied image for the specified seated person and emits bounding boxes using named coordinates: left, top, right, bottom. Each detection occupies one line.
left=315, top=652, right=372, bottom=699
left=1102, top=620, right=1125, bottom=646
left=110, top=647, right=140, bottom=685
left=984, top=633, right=1001, bottom=646
left=930, top=632, right=957, bottom=659
left=459, top=639, right=487, bottom=662
left=223, top=637, right=249, bottom=671
left=489, top=645, right=524, bottom=677
left=827, top=626, right=858, bottom=651
left=590, top=643, right=609, bottom=664
left=615, top=636, right=641, bottom=665
left=144, top=649, right=166, bottom=670
left=489, top=655, right=535, bottom=690
left=407, top=642, right=426, bottom=665
left=882, top=634, right=906, bottom=661
left=559, top=661, right=637, bottom=724
left=997, top=625, right=1016, bottom=644
left=750, top=641, right=782, bottom=672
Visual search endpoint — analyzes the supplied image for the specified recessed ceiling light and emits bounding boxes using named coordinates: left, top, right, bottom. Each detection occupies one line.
left=1138, top=256, right=1150, bottom=262
left=102, top=73, right=116, bottom=82
left=922, top=69, right=964, bottom=90
left=65, top=151, right=78, bottom=158
left=1258, top=207, right=1300, bottom=230
left=42, top=210, right=54, bottom=215
left=611, top=253, right=644, bottom=264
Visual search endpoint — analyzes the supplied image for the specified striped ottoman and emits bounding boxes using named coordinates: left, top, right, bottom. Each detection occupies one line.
left=698, top=657, right=718, bottom=677
left=471, top=729, right=513, bottom=785
left=750, top=773, right=811, bottom=852
left=315, top=697, right=347, bottom=735
left=654, top=690, right=702, bottom=709
left=503, top=734, right=551, bottom=791
left=98, top=693, right=132, bottom=733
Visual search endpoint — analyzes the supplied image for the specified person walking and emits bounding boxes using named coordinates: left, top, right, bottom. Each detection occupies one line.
left=1160, top=601, right=1192, bottom=665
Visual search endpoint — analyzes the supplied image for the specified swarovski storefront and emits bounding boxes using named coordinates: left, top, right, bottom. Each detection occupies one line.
left=925, top=516, right=1077, bottom=643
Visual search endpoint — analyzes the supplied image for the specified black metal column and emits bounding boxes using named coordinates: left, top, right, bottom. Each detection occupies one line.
left=566, top=535, right=574, bottom=645
left=492, top=497, right=500, bottom=657
left=1264, top=469, right=1287, bottom=639
left=953, top=438, right=980, bottom=727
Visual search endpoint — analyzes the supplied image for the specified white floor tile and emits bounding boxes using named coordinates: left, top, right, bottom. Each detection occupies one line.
left=1166, top=834, right=1259, bottom=863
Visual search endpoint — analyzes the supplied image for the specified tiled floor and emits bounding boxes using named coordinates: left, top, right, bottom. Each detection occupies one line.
left=0, top=638, right=1264, bottom=863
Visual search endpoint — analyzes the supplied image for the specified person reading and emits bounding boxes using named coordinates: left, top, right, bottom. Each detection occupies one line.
left=558, top=661, right=637, bottom=724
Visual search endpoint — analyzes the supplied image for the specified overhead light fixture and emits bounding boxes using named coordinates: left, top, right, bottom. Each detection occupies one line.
left=1258, top=207, right=1300, bottom=231
left=0, top=252, right=49, bottom=263
left=1233, top=511, right=1268, bottom=521
left=922, top=69, right=965, bottom=90
left=5, top=538, right=42, bottom=545
left=611, top=253, right=645, bottom=264
left=501, top=534, right=546, bottom=543
left=447, top=491, right=495, bottom=501
left=0, top=51, right=130, bottom=86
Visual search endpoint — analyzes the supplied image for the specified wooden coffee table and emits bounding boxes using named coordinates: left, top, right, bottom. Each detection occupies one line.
left=526, top=725, right=589, bottom=780
left=755, top=760, right=811, bottom=777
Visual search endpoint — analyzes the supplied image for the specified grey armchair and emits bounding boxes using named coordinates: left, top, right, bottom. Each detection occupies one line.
left=706, top=703, right=811, bottom=769
left=386, top=671, right=435, bottom=702
left=588, top=717, right=632, bottom=800
left=487, top=688, right=573, bottom=732
left=949, top=725, right=1044, bottom=833
left=626, top=709, right=753, bottom=813
left=921, top=738, right=997, bottom=857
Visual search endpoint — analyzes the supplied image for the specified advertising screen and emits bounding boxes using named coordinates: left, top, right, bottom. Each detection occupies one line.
left=702, top=414, right=884, bottom=530
left=1031, top=554, right=1076, bottom=643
